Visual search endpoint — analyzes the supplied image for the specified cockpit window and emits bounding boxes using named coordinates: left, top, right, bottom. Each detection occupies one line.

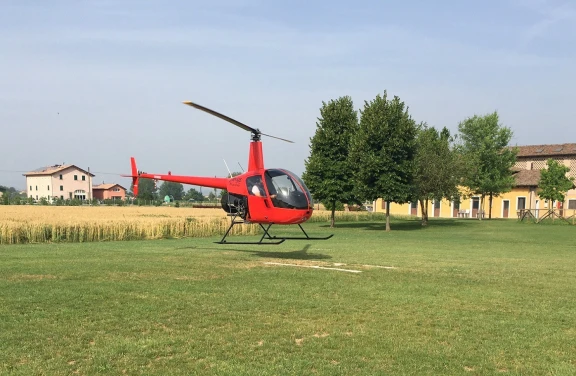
left=246, top=175, right=266, bottom=197
left=264, top=169, right=312, bottom=209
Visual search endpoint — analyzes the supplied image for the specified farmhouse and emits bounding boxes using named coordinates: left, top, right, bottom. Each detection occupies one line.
left=92, top=183, right=127, bottom=201
left=23, top=164, right=95, bottom=202
left=373, top=143, right=576, bottom=219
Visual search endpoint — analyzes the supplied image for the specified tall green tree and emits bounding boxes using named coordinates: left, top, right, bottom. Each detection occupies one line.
left=184, top=188, right=205, bottom=202
left=539, top=159, right=574, bottom=212
left=457, top=112, right=517, bottom=219
left=302, top=96, right=360, bottom=228
left=132, top=178, right=157, bottom=200
left=159, top=181, right=185, bottom=201
left=413, top=126, right=463, bottom=226
left=349, top=91, right=418, bottom=231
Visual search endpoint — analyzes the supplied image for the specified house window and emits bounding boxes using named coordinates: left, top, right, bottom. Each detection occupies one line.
left=59, top=174, right=63, bottom=180
left=82, top=176, right=85, bottom=181
left=36, top=195, right=38, bottom=200
left=74, top=175, right=78, bottom=180
left=30, top=186, right=32, bottom=191
left=517, top=197, right=526, bottom=210
left=568, top=200, right=576, bottom=210
left=47, top=186, right=50, bottom=190
left=113, top=188, right=120, bottom=192
left=60, top=195, right=64, bottom=200
left=60, top=186, right=63, bottom=191
left=35, top=186, right=38, bottom=191
left=48, top=195, right=51, bottom=200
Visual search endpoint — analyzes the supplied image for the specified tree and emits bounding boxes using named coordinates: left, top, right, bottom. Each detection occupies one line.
left=457, top=112, right=517, bottom=219
left=159, top=181, right=185, bottom=201
left=413, top=126, right=463, bottom=226
left=538, top=159, right=574, bottom=218
left=134, top=178, right=157, bottom=200
left=349, top=91, right=418, bottom=231
left=302, top=96, right=360, bottom=228
left=184, top=188, right=205, bottom=202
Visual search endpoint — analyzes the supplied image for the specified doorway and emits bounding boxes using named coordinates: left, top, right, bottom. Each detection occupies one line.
left=433, top=200, right=440, bottom=217
left=453, top=200, right=460, bottom=218
left=472, top=197, right=480, bottom=218
left=410, top=201, right=418, bottom=216
left=503, top=200, right=509, bottom=218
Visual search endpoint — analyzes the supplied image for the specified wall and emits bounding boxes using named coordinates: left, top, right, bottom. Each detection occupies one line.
left=50, top=167, right=92, bottom=200
left=26, top=176, right=53, bottom=200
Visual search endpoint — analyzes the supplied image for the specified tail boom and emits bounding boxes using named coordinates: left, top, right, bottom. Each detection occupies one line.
left=121, top=157, right=228, bottom=198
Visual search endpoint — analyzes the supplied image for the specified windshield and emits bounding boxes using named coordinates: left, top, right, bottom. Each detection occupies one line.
left=264, top=169, right=313, bottom=210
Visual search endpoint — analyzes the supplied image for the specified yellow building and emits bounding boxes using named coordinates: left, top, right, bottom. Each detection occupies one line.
left=373, top=143, right=576, bottom=219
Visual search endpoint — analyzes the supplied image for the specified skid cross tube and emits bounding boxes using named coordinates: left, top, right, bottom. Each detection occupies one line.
left=216, top=215, right=285, bottom=245
left=216, top=216, right=333, bottom=244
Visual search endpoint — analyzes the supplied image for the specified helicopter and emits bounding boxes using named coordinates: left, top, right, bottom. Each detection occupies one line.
left=123, top=101, right=333, bottom=245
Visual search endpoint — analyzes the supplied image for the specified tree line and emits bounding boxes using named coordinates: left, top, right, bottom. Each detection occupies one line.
left=130, top=179, right=222, bottom=202
left=301, top=91, right=573, bottom=230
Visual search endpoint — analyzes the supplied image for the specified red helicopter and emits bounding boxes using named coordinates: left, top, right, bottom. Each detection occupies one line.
left=123, top=101, right=333, bottom=245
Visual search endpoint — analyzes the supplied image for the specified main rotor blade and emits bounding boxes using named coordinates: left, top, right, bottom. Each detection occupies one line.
left=261, top=133, right=294, bottom=143
left=183, top=101, right=256, bottom=134
left=182, top=101, right=294, bottom=143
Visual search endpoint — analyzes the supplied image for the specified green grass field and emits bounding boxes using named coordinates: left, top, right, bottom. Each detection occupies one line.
left=1, top=219, right=575, bottom=375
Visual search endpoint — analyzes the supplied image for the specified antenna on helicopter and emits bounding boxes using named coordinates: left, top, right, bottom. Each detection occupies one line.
left=223, top=159, right=232, bottom=178
left=237, top=162, right=245, bottom=173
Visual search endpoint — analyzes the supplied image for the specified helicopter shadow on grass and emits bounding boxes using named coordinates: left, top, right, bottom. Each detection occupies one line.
left=234, top=244, right=332, bottom=261
left=181, top=244, right=332, bottom=261
left=318, top=218, right=472, bottom=232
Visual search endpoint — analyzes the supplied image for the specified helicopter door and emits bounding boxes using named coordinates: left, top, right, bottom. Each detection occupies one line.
left=245, top=175, right=271, bottom=222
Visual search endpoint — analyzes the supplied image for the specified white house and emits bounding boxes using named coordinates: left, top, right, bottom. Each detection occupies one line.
left=24, top=164, right=95, bottom=201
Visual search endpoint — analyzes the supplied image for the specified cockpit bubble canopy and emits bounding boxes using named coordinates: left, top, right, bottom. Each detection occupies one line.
left=263, top=169, right=313, bottom=210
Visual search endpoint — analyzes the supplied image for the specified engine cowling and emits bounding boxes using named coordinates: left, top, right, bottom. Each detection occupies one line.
left=221, top=193, right=247, bottom=218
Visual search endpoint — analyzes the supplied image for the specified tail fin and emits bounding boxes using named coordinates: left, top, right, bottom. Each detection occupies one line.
left=130, top=157, right=139, bottom=197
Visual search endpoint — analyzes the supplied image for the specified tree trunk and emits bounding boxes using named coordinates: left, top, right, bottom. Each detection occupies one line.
left=489, top=193, right=493, bottom=220
left=330, top=202, right=336, bottom=228
left=479, top=195, right=484, bottom=220
left=420, top=199, right=428, bottom=226
left=385, top=200, right=391, bottom=232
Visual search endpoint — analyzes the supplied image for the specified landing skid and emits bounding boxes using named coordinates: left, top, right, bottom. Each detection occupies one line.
left=216, top=217, right=333, bottom=245
left=268, top=224, right=334, bottom=241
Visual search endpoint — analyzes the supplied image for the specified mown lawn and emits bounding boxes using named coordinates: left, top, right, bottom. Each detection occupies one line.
left=1, top=219, right=575, bottom=375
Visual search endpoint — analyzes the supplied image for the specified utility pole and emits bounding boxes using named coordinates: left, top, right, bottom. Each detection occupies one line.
left=88, top=167, right=92, bottom=204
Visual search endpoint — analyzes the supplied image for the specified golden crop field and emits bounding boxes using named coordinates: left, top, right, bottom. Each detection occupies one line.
left=0, top=205, right=380, bottom=244
left=0, top=205, right=259, bottom=244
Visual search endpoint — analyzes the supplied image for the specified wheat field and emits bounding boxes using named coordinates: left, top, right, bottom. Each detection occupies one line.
left=0, top=205, right=382, bottom=244
left=0, top=206, right=258, bottom=244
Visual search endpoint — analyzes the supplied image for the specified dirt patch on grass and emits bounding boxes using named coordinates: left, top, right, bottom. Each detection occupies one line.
left=7, top=274, right=58, bottom=281
left=174, top=274, right=223, bottom=281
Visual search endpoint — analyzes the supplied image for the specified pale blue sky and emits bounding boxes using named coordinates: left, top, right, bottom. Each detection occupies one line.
left=1, top=0, right=575, bottom=189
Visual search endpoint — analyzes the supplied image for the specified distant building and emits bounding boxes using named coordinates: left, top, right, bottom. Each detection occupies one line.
left=23, top=164, right=95, bottom=201
left=92, top=183, right=127, bottom=201
left=373, top=143, right=576, bottom=219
